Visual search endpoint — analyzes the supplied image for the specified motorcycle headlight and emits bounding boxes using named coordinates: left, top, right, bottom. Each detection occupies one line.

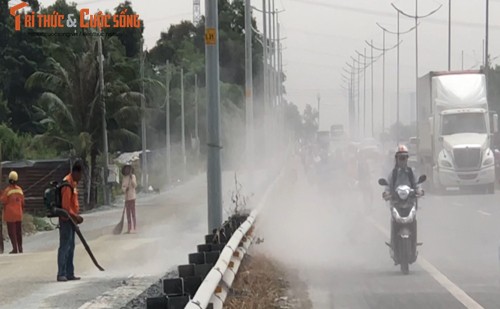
left=397, top=189, right=410, bottom=200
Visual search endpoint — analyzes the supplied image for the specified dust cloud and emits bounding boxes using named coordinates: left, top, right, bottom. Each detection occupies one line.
left=255, top=153, right=390, bottom=278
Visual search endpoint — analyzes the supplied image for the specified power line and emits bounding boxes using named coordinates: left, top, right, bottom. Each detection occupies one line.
left=285, top=46, right=344, bottom=57
left=288, top=0, right=500, bottom=30
left=285, top=26, right=366, bottom=41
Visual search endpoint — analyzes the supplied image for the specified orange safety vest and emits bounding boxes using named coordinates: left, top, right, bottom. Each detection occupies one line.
left=1, top=185, right=25, bottom=222
left=60, top=174, right=79, bottom=220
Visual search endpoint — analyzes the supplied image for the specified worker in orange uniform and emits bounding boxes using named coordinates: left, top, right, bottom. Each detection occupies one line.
left=57, top=161, right=84, bottom=282
left=1, top=171, right=25, bottom=254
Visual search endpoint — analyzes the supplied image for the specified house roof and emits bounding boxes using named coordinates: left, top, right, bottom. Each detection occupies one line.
left=1, top=159, right=70, bottom=169
left=114, top=150, right=151, bottom=165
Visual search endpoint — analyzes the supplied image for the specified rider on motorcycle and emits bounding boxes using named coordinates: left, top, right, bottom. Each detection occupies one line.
left=382, top=145, right=424, bottom=251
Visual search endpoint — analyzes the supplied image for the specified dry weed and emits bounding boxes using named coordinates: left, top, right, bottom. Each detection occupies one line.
left=224, top=253, right=313, bottom=309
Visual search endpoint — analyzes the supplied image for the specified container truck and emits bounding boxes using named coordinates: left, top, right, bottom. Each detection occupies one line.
left=415, top=70, right=498, bottom=194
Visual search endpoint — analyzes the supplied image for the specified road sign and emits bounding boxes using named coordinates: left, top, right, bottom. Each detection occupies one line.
left=205, top=28, right=216, bottom=45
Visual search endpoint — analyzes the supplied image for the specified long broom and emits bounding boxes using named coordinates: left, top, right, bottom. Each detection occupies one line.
left=112, top=205, right=125, bottom=235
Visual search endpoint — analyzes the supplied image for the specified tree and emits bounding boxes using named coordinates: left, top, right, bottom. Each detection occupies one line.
left=111, top=1, right=144, bottom=58
left=0, top=0, right=47, bottom=133
left=302, top=104, right=318, bottom=141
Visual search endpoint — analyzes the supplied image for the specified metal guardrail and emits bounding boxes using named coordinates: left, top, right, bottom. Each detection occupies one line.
left=185, top=164, right=285, bottom=309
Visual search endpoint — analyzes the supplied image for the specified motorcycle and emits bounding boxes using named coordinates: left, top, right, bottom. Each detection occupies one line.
left=378, top=174, right=427, bottom=274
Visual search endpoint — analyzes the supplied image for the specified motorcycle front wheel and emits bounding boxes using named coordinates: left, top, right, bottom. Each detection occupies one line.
left=399, top=237, right=411, bottom=275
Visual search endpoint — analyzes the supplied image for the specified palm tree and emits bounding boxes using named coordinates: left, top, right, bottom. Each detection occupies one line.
left=26, top=35, right=143, bottom=208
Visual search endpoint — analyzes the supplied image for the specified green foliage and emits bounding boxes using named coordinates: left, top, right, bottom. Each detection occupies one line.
left=0, top=124, right=58, bottom=160
left=0, top=124, right=24, bottom=160
left=32, top=216, right=55, bottom=231
left=0, top=0, right=306, bottom=210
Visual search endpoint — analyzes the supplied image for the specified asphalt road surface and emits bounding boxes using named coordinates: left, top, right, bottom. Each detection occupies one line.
left=258, top=159, right=500, bottom=309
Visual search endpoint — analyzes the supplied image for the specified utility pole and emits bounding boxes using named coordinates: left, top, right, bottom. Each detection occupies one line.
left=165, top=60, right=172, bottom=184
left=270, top=0, right=275, bottom=109
left=245, top=0, right=254, bottom=174
left=485, top=0, right=489, bottom=71
left=205, top=0, right=222, bottom=232
left=317, top=93, right=320, bottom=129
left=350, top=56, right=361, bottom=138
left=181, top=67, right=186, bottom=177
left=356, top=48, right=380, bottom=138
left=357, top=54, right=360, bottom=135
left=448, top=0, right=451, bottom=71
left=355, top=50, right=370, bottom=137
left=277, top=20, right=283, bottom=145
left=269, top=0, right=276, bottom=152
left=194, top=74, right=200, bottom=161
left=397, top=11, right=400, bottom=142
left=140, top=39, right=149, bottom=191
left=345, top=62, right=356, bottom=138
left=461, top=50, right=464, bottom=70
left=140, top=39, right=148, bottom=191
left=379, top=11, right=420, bottom=142
left=363, top=48, right=366, bottom=137
left=483, top=39, right=485, bottom=67
left=97, top=29, right=109, bottom=205
left=353, top=59, right=356, bottom=138
left=262, top=0, right=269, bottom=156
left=370, top=40, right=374, bottom=137
left=367, top=31, right=401, bottom=135
left=392, top=1, right=442, bottom=142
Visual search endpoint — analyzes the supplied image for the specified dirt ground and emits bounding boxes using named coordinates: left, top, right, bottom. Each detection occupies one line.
left=224, top=252, right=313, bottom=309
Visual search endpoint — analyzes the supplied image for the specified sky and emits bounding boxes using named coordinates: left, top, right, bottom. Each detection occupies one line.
left=14, top=0, right=500, bottom=136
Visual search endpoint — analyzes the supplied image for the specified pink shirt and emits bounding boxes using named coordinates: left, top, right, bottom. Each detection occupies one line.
left=122, top=174, right=137, bottom=201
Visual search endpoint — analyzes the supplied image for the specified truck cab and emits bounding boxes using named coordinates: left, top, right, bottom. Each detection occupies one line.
left=434, top=108, right=496, bottom=192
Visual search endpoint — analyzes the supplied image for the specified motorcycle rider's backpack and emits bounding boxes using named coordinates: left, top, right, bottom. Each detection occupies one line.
left=391, top=167, right=416, bottom=193
left=43, top=180, right=73, bottom=218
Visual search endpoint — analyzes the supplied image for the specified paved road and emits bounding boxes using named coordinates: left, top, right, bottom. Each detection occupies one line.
left=0, top=169, right=272, bottom=309
left=258, top=160, right=500, bottom=309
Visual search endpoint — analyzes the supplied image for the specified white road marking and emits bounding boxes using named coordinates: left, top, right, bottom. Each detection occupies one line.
left=367, top=217, right=485, bottom=309
left=477, top=210, right=492, bottom=216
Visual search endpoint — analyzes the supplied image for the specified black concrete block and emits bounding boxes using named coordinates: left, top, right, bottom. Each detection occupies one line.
left=197, top=244, right=212, bottom=253
left=194, top=263, right=214, bottom=280
left=146, top=296, right=168, bottom=309
left=163, top=278, right=183, bottom=296
left=205, top=234, right=215, bottom=244
left=188, top=252, right=205, bottom=265
left=183, top=276, right=202, bottom=297
left=166, top=295, right=190, bottom=309
left=178, top=264, right=195, bottom=278
left=204, top=251, right=220, bottom=264
left=211, top=243, right=226, bottom=251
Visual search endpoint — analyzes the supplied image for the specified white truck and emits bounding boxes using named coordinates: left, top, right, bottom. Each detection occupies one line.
left=415, top=70, right=498, bottom=194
